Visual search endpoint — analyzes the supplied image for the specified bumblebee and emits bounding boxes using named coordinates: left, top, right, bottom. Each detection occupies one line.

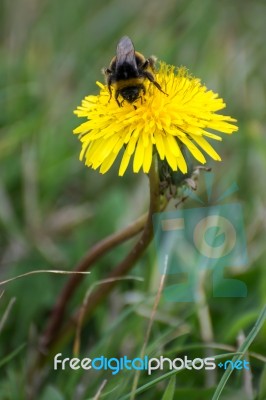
left=103, top=36, right=167, bottom=107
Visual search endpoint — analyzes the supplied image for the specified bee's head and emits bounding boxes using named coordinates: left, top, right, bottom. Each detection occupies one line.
left=120, top=86, right=141, bottom=103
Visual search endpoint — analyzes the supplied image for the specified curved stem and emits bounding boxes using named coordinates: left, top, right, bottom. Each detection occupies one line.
left=40, top=157, right=161, bottom=361
left=40, top=212, right=148, bottom=351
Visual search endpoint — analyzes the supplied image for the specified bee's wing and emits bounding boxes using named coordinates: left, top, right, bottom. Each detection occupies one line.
left=116, top=36, right=137, bottom=71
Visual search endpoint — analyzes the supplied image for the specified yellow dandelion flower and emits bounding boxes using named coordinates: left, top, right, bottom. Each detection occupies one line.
left=73, top=63, right=238, bottom=176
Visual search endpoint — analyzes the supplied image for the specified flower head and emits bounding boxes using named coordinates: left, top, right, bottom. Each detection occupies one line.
left=73, top=63, right=238, bottom=176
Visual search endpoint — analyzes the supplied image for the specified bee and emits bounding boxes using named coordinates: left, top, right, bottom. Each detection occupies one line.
left=103, top=36, right=167, bottom=107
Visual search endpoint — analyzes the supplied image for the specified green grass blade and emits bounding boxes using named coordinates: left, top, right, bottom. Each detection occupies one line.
left=0, top=343, right=26, bottom=368
left=120, top=352, right=242, bottom=400
left=212, top=305, right=266, bottom=400
left=162, top=375, right=176, bottom=400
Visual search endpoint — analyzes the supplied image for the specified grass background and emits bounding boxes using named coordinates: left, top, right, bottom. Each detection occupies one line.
left=0, top=0, right=265, bottom=399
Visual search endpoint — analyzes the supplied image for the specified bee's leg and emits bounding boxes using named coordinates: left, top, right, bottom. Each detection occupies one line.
left=142, top=56, right=157, bottom=72
left=139, top=84, right=146, bottom=104
left=102, top=67, right=112, bottom=78
left=107, top=84, right=113, bottom=102
left=142, top=60, right=149, bottom=69
left=143, top=70, right=168, bottom=96
left=106, top=78, right=113, bottom=103
left=135, top=85, right=145, bottom=105
left=115, top=91, right=121, bottom=107
left=142, top=84, right=146, bottom=95
left=146, top=56, right=157, bottom=71
left=102, top=69, right=113, bottom=102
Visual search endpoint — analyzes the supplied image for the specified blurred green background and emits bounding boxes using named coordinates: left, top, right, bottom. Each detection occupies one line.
left=0, top=0, right=265, bottom=399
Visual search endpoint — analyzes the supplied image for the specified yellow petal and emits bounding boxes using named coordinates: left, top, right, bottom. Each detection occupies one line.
left=179, top=136, right=206, bottom=164
left=119, top=151, right=131, bottom=176
left=191, top=135, right=221, bottom=161
left=154, top=131, right=165, bottom=159
left=100, top=151, right=118, bottom=174
left=133, top=135, right=145, bottom=173
left=143, top=141, right=153, bottom=172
